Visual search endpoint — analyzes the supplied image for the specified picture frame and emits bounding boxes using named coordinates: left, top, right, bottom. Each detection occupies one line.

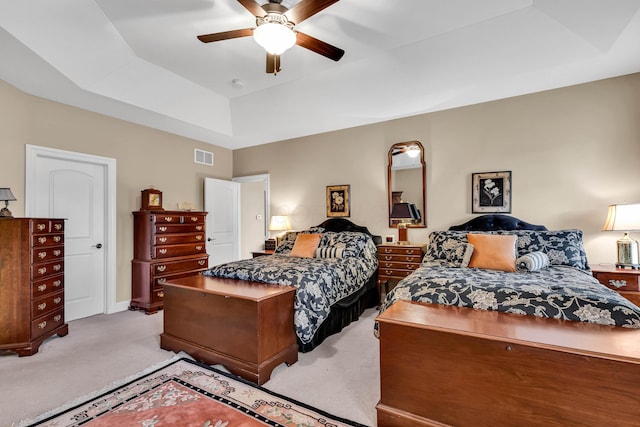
left=472, top=171, right=512, bottom=213
left=326, top=185, right=350, bottom=217
left=385, top=235, right=396, bottom=244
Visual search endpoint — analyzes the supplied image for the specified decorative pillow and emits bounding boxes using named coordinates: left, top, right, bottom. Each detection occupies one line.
left=315, top=246, right=344, bottom=258
left=425, top=230, right=470, bottom=261
left=290, top=233, right=322, bottom=258
left=320, top=231, right=370, bottom=258
left=426, top=242, right=474, bottom=267
left=499, top=229, right=589, bottom=270
left=467, top=233, right=517, bottom=272
left=516, top=251, right=550, bottom=271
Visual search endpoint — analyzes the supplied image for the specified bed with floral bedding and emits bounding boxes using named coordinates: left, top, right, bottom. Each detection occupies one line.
left=203, top=218, right=380, bottom=352
left=379, top=218, right=640, bottom=329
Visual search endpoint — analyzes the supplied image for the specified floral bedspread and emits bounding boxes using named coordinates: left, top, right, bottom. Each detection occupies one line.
left=379, top=263, right=640, bottom=328
left=203, top=252, right=377, bottom=344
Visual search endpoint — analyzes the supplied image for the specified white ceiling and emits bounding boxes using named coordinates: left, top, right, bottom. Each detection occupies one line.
left=1, top=0, right=640, bottom=150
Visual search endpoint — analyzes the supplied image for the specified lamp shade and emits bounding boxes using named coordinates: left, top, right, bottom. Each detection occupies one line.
left=269, top=215, right=292, bottom=232
left=603, top=204, right=640, bottom=231
left=253, top=22, right=296, bottom=55
left=0, top=188, right=16, bottom=201
left=390, top=202, right=419, bottom=220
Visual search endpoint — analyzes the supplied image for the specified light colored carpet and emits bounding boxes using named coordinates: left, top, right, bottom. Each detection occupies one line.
left=1, top=307, right=380, bottom=426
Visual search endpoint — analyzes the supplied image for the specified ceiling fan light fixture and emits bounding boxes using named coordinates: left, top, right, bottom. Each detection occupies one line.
left=253, top=14, right=296, bottom=55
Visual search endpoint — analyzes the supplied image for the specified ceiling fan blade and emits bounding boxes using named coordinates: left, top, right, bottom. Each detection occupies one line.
left=197, top=28, right=254, bottom=43
left=237, top=0, right=267, bottom=17
left=284, top=0, right=339, bottom=24
left=296, top=32, right=344, bottom=61
left=266, top=53, right=281, bottom=74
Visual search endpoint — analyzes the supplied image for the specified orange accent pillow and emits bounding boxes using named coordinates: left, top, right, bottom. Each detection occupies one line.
left=467, top=234, right=517, bottom=272
left=290, top=233, right=322, bottom=258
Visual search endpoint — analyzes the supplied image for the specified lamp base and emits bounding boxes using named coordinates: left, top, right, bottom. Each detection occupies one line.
left=397, top=225, right=409, bottom=245
left=617, top=233, right=639, bottom=265
left=0, top=207, right=13, bottom=218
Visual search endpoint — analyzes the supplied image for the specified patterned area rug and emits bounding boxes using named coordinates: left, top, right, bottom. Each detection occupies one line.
left=18, top=356, right=367, bottom=427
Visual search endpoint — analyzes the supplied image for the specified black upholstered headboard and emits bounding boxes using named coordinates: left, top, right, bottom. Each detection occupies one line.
left=316, top=218, right=382, bottom=245
left=448, top=214, right=547, bottom=231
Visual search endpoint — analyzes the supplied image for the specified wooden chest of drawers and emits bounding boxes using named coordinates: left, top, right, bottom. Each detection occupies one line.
left=130, top=210, right=209, bottom=314
left=591, top=264, right=640, bottom=307
left=377, top=244, right=425, bottom=303
left=0, top=218, right=68, bottom=356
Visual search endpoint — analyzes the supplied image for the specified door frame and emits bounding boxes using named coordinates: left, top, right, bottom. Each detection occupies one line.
left=24, top=144, right=119, bottom=314
left=232, top=174, right=270, bottom=241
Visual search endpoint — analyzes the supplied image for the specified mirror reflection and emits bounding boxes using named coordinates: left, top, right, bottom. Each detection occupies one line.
left=388, top=141, right=426, bottom=228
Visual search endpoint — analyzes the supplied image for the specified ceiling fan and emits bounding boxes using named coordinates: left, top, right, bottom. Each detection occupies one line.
left=197, top=0, right=345, bottom=75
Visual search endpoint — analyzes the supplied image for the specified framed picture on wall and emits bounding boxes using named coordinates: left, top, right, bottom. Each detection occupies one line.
left=472, top=171, right=512, bottom=213
left=326, top=185, right=350, bottom=217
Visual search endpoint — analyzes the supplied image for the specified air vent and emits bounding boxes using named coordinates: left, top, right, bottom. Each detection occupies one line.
left=194, top=149, right=214, bottom=166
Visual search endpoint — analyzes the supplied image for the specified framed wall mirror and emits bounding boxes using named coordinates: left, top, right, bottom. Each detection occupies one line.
left=388, top=141, right=426, bottom=228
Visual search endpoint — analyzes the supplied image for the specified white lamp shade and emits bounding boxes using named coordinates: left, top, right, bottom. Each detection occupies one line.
left=0, top=188, right=16, bottom=201
left=603, top=204, right=640, bottom=231
left=253, top=23, right=296, bottom=55
left=269, top=215, right=292, bottom=231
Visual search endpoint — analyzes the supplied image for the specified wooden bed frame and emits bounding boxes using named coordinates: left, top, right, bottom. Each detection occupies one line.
left=376, top=215, right=640, bottom=426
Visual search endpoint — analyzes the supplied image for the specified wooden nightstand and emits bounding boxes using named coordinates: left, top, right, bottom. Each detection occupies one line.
left=377, top=243, right=426, bottom=304
left=591, top=264, right=640, bottom=307
left=251, top=250, right=274, bottom=258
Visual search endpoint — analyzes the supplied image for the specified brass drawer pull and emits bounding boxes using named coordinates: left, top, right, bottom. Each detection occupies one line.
left=53, top=250, right=61, bottom=256
left=38, top=284, right=47, bottom=292
left=159, top=249, right=168, bottom=255
left=157, top=291, right=164, bottom=298
left=54, top=297, right=62, bottom=304
left=384, top=256, right=392, bottom=261
left=38, top=267, right=47, bottom=275
left=38, top=321, right=47, bottom=329
left=54, top=224, right=63, bottom=230
left=191, top=216, right=198, bottom=222
left=37, top=224, right=46, bottom=231
left=38, top=303, right=47, bottom=311
left=38, top=252, right=47, bottom=259
left=54, top=315, right=61, bottom=322
left=159, top=237, right=168, bottom=243
left=609, top=279, right=627, bottom=288
left=53, top=264, right=61, bottom=271
left=164, top=217, right=173, bottom=222
left=53, top=236, right=61, bottom=243
left=53, top=280, right=62, bottom=287
left=159, top=226, right=168, bottom=232
left=196, top=226, right=203, bottom=231
left=157, top=265, right=167, bottom=272
left=198, top=260, right=206, bottom=265
left=196, top=235, right=203, bottom=240
left=38, top=237, right=47, bottom=244
left=157, top=278, right=167, bottom=284
left=196, top=245, right=203, bottom=251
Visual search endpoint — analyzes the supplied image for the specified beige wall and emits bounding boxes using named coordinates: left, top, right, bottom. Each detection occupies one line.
left=0, top=80, right=233, bottom=304
left=234, top=73, right=640, bottom=265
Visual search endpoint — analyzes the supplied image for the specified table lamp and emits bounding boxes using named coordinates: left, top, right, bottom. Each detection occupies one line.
left=0, top=188, right=17, bottom=218
left=268, top=215, right=292, bottom=246
left=603, top=203, right=640, bottom=268
left=390, top=202, right=419, bottom=244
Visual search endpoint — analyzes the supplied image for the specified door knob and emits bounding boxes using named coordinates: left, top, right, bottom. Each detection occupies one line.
left=93, top=243, right=103, bottom=249
left=207, top=237, right=214, bottom=242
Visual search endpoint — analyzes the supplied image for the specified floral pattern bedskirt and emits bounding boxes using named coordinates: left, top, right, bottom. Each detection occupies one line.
left=379, top=264, right=640, bottom=329
left=203, top=254, right=377, bottom=344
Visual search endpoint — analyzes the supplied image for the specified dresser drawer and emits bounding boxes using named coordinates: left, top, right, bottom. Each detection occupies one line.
left=379, top=268, right=416, bottom=280
left=32, top=233, right=64, bottom=248
left=31, top=246, right=64, bottom=264
left=30, top=219, right=64, bottom=234
left=31, top=309, right=64, bottom=340
left=153, top=243, right=206, bottom=259
left=154, top=223, right=205, bottom=234
left=155, top=232, right=205, bottom=245
left=379, top=253, right=423, bottom=264
left=379, top=260, right=422, bottom=270
left=32, top=275, right=64, bottom=299
left=378, top=246, right=423, bottom=256
left=32, top=291, right=64, bottom=318
left=31, top=260, right=64, bottom=280
left=595, top=272, right=640, bottom=291
left=153, top=213, right=206, bottom=224
left=153, top=257, right=208, bottom=276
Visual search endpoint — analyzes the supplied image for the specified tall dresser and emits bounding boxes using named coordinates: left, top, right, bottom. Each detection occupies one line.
left=130, top=210, right=209, bottom=314
left=0, top=218, right=68, bottom=356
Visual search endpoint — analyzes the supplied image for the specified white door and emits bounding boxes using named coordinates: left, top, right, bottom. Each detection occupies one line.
left=204, top=177, right=240, bottom=266
left=27, top=150, right=108, bottom=321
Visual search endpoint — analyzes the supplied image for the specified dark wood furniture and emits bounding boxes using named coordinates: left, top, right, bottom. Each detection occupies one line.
left=377, top=300, right=640, bottom=427
left=251, top=250, right=274, bottom=258
left=0, top=218, right=68, bottom=356
left=377, top=243, right=425, bottom=303
left=160, top=275, right=298, bottom=385
left=592, top=264, right=640, bottom=306
left=130, top=210, right=208, bottom=314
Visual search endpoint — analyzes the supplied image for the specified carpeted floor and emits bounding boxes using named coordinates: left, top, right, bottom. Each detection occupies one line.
left=17, top=356, right=368, bottom=427
left=1, top=307, right=380, bottom=426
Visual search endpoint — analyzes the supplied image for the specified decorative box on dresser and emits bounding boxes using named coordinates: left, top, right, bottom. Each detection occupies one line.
left=0, top=218, right=68, bottom=356
left=377, top=243, right=425, bottom=303
left=591, top=264, right=640, bottom=307
left=130, top=210, right=209, bottom=314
